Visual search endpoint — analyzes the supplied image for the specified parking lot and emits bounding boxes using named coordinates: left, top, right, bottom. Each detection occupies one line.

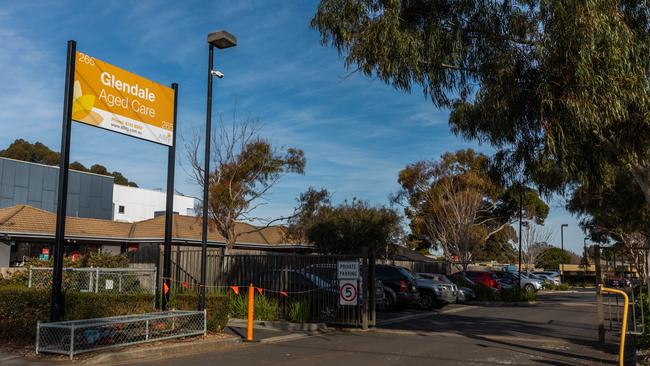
left=135, top=290, right=618, bottom=366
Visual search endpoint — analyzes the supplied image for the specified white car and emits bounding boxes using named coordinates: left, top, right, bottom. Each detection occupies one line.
left=533, top=271, right=561, bottom=285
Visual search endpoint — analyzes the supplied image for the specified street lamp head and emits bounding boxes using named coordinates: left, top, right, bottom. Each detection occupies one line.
left=207, top=30, right=237, bottom=49
left=561, top=224, right=568, bottom=228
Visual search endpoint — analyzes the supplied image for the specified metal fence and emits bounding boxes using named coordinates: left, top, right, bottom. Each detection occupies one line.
left=29, top=267, right=156, bottom=294
left=162, top=251, right=371, bottom=326
left=36, top=310, right=206, bottom=359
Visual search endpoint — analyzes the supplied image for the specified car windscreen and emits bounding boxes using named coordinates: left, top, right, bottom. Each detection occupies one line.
left=398, top=267, right=416, bottom=281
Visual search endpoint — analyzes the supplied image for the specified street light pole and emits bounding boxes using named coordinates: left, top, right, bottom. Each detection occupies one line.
left=560, top=224, right=567, bottom=282
left=199, top=30, right=236, bottom=311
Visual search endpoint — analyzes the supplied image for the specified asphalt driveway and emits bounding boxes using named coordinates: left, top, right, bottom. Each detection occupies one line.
left=133, top=290, right=618, bottom=365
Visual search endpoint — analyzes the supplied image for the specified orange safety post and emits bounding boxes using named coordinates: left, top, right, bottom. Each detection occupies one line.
left=247, top=283, right=254, bottom=341
left=600, top=285, right=629, bottom=366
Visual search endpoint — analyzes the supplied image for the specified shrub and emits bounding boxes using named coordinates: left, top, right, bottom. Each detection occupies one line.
left=172, top=292, right=229, bottom=332
left=0, top=286, right=49, bottom=340
left=228, top=294, right=279, bottom=321
left=499, top=288, right=537, bottom=302
left=64, top=292, right=155, bottom=320
left=288, top=300, right=310, bottom=323
left=473, top=284, right=499, bottom=301
left=0, top=286, right=155, bottom=343
left=544, top=283, right=571, bottom=291
left=0, top=269, right=29, bottom=287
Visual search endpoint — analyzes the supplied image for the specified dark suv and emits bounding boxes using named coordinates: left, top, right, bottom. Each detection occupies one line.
left=375, top=265, right=419, bottom=309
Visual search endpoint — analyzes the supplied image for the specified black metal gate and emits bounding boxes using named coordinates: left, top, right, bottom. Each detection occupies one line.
left=160, top=250, right=374, bottom=327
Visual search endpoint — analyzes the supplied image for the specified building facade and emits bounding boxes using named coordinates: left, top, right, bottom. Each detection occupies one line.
left=0, top=157, right=113, bottom=220
left=112, top=185, right=195, bottom=222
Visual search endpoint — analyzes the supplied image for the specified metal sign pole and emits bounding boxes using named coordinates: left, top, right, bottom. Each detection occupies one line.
left=51, top=40, right=76, bottom=322
left=161, top=83, right=179, bottom=310
left=199, top=44, right=215, bottom=311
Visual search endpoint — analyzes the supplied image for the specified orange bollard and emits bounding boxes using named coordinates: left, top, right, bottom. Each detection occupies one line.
left=247, top=283, right=254, bottom=341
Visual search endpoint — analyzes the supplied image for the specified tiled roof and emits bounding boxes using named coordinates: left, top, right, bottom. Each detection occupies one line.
left=0, top=205, right=301, bottom=247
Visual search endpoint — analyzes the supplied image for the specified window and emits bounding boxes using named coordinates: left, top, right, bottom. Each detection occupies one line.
left=118, top=205, right=125, bottom=214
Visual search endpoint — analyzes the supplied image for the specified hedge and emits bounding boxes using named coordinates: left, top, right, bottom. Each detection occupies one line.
left=171, top=293, right=229, bottom=332
left=0, top=286, right=155, bottom=343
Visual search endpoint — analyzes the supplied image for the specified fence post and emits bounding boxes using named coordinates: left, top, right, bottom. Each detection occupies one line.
left=146, top=319, right=150, bottom=341
left=69, top=324, right=75, bottom=360
left=119, top=273, right=123, bottom=292
left=29, top=268, right=33, bottom=288
left=95, top=268, right=99, bottom=293
left=203, top=309, right=207, bottom=336
left=361, top=247, right=369, bottom=330
left=35, top=321, right=40, bottom=354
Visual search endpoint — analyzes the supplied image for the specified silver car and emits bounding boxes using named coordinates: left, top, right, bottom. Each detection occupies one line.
left=416, top=273, right=458, bottom=306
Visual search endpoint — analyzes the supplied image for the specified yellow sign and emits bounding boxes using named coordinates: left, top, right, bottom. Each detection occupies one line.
left=72, top=51, right=175, bottom=146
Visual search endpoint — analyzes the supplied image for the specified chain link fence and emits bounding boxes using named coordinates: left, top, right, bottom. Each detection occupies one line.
left=36, top=310, right=206, bottom=359
left=29, top=267, right=156, bottom=294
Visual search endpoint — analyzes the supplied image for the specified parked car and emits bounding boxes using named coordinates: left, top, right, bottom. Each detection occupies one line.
left=494, top=271, right=543, bottom=292
left=533, top=271, right=561, bottom=285
left=415, top=273, right=456, bottom=309
left=605, top=278, right=631, bottom=288
left=418, top=273, right=473, bottom=304
left=375, top=265, right=420, bottom=310
left=532, top=272, right=561, bottom=285
left=465, top=271, right=501, bottom=290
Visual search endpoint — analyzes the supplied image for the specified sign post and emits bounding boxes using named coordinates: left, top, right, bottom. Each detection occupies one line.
left=51, top=40, right=77, bottom=322
left=161, top=83, right=178, bottom=311
left=51, top=42, right=177, bottom=321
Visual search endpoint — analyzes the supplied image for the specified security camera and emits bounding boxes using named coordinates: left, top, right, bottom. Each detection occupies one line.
left=210, top=70, right=224, bottom=79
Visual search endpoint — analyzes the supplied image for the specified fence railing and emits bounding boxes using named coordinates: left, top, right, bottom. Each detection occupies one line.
left=29, top=267, right=156, bottom=294
left=161, top=252, right=368, bottom=325
left=36, top=310, right=206, bottom=359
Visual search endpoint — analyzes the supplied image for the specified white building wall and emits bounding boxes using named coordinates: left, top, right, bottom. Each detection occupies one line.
left=112, top=185, right=195, bottom=222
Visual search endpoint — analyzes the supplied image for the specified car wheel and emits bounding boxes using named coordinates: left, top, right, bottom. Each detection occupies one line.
left=383, top=291, right=396, bottom=311
left=419, top=291, right=438, bottom=310
left=523, top=284, right=535, bottom=293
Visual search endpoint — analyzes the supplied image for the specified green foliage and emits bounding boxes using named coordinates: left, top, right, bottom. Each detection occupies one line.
left=0, top=286, right=49, bottom=340
left=305, top=198, right=402, bottom=256
left=537, top=248, right=572, bottom=270
left=228, top=294, right=279, bottom=321
left=311, top=0, right=650, bottom=204
left=287, top=300, right=311, bottom=323
left=0, top=139, right=138, bottom=186
left=0, top=286, right=154, bottom=342
left=0, top=269, right=29, bottom=287
left=544, top=283, right=571, bottom=291
left=188, top=118, right=306, bottom=249
left=172, top=293, right=229, bottom=332
left=63, top=292, right=155, bottom=320
left=393, top=149, right=548, bottom=266
left=499, top=288, right=537, bottom=302
left=472, top=283, right=499, bottom=302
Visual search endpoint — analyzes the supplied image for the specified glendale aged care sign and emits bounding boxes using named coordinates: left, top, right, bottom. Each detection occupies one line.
left=72, top=51, right=175, bottom=146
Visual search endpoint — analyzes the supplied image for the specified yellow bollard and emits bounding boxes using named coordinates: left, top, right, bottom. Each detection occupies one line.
left=247, top=283, right=254, bottom=341
left=600, top=285, right=629, bottom=366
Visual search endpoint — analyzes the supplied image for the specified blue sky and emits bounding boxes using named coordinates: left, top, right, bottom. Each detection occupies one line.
left=0, top=1, right=589, bottom=253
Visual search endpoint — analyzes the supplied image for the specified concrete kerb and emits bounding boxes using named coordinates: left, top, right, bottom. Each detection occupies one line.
left=84, top=335, right=242, bottom=365
left=227, top=318, right=328, bottom=333
left=464, top=300, right=538, bottom=307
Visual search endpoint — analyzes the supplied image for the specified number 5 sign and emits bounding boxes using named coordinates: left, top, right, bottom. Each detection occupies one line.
left=339, top=280, right=358, bottom=306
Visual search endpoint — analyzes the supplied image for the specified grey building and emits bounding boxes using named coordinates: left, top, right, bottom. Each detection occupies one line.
left=0, top=157, right=113, bottom=220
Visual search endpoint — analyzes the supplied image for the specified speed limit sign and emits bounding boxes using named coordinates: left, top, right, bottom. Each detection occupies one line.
left=339, top=280, right=358, bottom=305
